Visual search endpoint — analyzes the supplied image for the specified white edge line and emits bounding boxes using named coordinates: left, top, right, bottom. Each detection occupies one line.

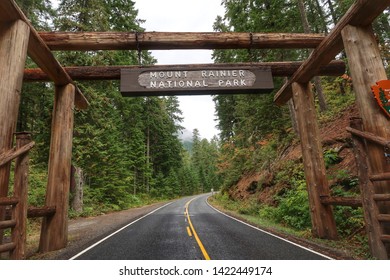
left=205, top=196, right=334, bottom=260
left=69, top=202, right=173, bottom=260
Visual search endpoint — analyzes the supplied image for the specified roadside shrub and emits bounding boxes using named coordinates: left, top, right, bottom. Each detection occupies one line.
left=273, top=180, right=311, bottom=230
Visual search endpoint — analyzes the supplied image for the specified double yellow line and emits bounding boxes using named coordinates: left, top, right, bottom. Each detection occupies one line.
left=185, top=197, right=211, bottom=260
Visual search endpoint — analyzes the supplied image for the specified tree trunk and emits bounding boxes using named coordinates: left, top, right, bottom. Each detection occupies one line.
left=314, top=0, right=329, bottom=34
left=326, top=0, right=338, bottom=24
left=146, top=108, right=150, bottom=193
left=297, top=0, right=328, bottom=112
left=71, top=166, right=84, bottom=213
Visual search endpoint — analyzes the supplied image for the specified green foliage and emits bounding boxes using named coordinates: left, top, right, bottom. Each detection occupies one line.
left=323, top=148, right=342, bottom=168
left=27, top=164, right=48, bottom=207
left=331, top=170, right=359, bottom=191
left=272, top=181, right=311, bottom=230
left=330, top=185, right=364, bottom=237
left=189, top=130, right=223, bottom=193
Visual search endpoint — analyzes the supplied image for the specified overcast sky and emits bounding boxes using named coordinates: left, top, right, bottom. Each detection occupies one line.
left=134, top=0, right=224, bottom=140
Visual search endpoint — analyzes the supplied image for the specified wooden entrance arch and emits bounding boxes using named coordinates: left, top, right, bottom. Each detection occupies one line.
left=0, top=0, right=389, bottom=259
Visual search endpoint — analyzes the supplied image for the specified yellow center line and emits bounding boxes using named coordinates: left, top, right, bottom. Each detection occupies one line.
left=185, top=197, right=211, bottom=260
left=186, top=226, right=192, bottom=237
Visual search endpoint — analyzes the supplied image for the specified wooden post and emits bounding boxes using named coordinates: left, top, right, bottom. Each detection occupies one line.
left=39, top=84, right=75, bottom=252
left=292, top=82, right=338, bottom=240
left=0, top=20, right=30, bottom=244
left=10, top=132, right=31, bottom=259
left=349, top=118, right=388, bottom=259
left=341, top=24, right=390, bottom=253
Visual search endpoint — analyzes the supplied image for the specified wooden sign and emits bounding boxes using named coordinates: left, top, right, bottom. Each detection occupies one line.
left=372, top=80, right=390, bottom=118
left=120, top=66, right=273, bottom=96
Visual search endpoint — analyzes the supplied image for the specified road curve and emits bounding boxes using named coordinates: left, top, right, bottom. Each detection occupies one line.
left=71, top=194, right=329, bottom=260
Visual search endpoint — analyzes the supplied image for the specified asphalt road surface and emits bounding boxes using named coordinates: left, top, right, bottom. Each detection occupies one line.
left=72, top=194, right=329, bottom=260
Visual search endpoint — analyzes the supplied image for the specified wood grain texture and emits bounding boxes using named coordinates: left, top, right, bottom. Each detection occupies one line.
left=39, top=32, right=325, bottom=51
left=0, top=20, right=29, bottom=247
left=343, top=24, right=390, bottom=257
left=10, top=133, right=31, bottom=259
left=292, top=82, right=338, bottom=240
left=39, top=84, right=75, bottom=253
left=349, top=118, right=388, bottom=259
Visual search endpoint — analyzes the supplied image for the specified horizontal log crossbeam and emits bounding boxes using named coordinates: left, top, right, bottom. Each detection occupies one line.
left=274, top=0, right=390, bottom=105
left=320, top=196, right=362, bottom=207
left=370, top=173, right=390, bottom=182
left=378, top=214, right=390, bottom=222
left=347, top=127, right=390, bottom=147
left=0, top=242, right=16, bottom=254
left=373, top=194, right=390, bottom=201
left=38, top=32, right=325, bottom=51
left=0, top=219, right=16, bottom=230
left=27, top=206, right=56, bottom=218
left=382, top=235, right=390, bottom=242
left=0, top=197, right=19, bottom=206
left=3, top=206, right=56, bottom=220
left=24, top=61, right=345, bottom=82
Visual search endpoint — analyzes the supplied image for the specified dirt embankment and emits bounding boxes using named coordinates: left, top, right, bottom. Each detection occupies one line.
left=229, top=104, right=360, bottom=202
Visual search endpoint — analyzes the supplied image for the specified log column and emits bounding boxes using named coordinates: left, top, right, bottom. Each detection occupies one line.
left=39, top=84, right=75, bottom=252
left=341, top=24, right=390, bottom=253
left=0, top=20, right=30, bottom=243
left=11, top=132, right=32, bottom=259
left=292, top=82, right=338, bottom=240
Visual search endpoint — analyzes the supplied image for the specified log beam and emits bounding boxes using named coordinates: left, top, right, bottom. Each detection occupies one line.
left=292, top=82, right=338, bottom=240
left=0, top=197, right=19, bottom=206
left=23, top=60, right=346, bottom=82
left=39, top=84, right=75, bottom=253
left=0, top=242, right=16, bottom=254
left=274, top=0, right=390, bottom=105
left=38, top=31, right=325, bottom=51
left=27, top=206, right=56, bottom=218
left=0, top=0, right=88, bottom=109
left=320, top=196, right=362, bottom=207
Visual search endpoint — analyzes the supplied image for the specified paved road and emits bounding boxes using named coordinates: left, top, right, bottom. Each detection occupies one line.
left=72, top=194, right=329, bottom=260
